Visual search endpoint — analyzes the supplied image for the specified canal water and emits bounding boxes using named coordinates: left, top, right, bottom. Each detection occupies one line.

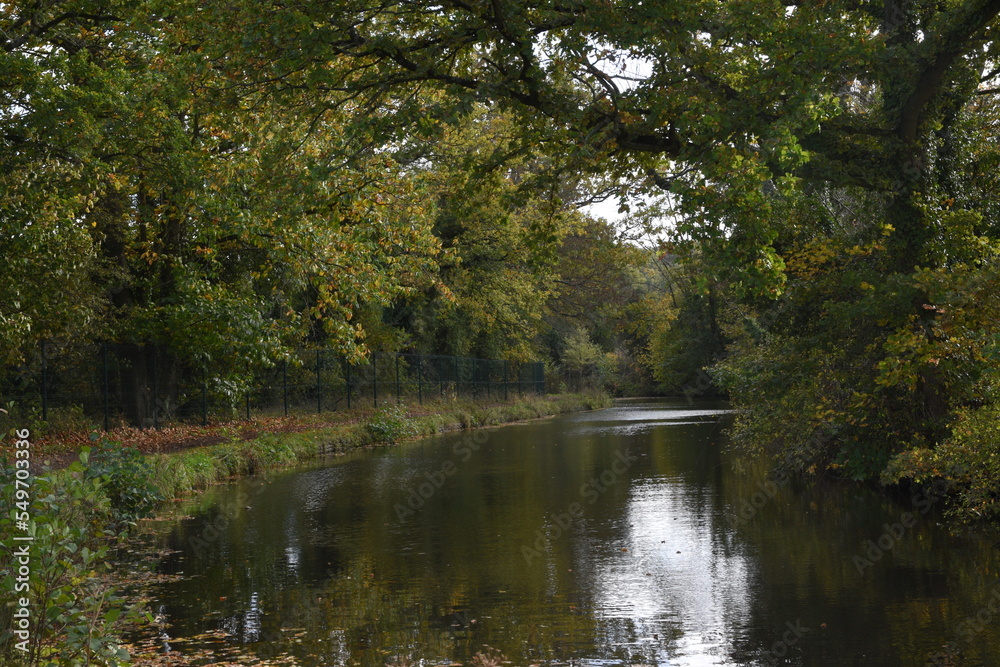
left=145, top=399, right=1000, bottom=666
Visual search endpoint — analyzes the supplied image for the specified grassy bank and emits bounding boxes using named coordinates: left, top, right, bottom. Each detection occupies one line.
left=0, top=393, right=609, bottom=667
left=147, top=392, right=610, bottom=501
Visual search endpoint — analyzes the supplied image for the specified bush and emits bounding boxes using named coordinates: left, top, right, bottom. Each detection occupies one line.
left=883, top=402, right=1000, bottom=522
left=0, top=449, right=142, bottom=666
left=366, top=405, right=416, bottom=444
left=84, top=435, right=162, bottom=524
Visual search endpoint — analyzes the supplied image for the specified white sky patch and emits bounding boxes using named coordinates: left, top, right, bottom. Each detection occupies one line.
left=589, top=481, right=755, bottom=666
left=583, top=196, right=628, bottom=223
left=583, top=192, right=683, bottom=250
left=600, top=50, right=656, bottom=93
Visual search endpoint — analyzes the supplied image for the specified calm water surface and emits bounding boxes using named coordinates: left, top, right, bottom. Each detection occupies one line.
left=146, top=400, right=1000, bottom=666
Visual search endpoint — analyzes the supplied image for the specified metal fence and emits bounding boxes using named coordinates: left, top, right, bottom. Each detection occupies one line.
left=0, top=342, right=546, bottom=431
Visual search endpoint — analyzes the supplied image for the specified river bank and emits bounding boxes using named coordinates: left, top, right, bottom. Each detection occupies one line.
left=143, top=392, right=611, bottom=501
left=132, top=399, right=1000, bottom=666
left=0, top=392, right=612, bottom=667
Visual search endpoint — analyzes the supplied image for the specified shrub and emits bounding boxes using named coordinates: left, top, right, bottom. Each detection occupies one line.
left=457, top=411, right=477, bottom=429
left=366, top=405, right=416, bottom=444
left=0, top=449, right=143, bottom=666
left=84, top=435, right=162, bottom=524
left=152, top=449, right=221, bottom=498
left=883, top=402, right=1000, bottom=522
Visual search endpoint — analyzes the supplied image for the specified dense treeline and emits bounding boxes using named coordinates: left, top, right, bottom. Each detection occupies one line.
left=0, top=1, right=654, bottom=420
left=5, top=0, right=1000, bottom=521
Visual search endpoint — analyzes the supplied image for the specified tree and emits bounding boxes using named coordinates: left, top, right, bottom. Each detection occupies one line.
left=385, top=106, right=583, bottom=360
left=0, top=0, right=132, bottom=365
left=213, top=0, right=999, bottom=263
left=1, top=0, right=443, bottom=423
left=201, top=0, right=1000, bottom=491
left=8, top=0, right=1000, bottom=512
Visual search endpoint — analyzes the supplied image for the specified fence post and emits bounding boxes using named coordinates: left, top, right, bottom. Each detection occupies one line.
left=316, top=349, right=322, bottom=414
left=202, top=370, right=208, bottom=426
left=41, top=340, right=48, bottom=422
left=417, top=353, right=423, bottom=405
left=373, top=353, right=378, bottom=407
left=283, top=359, right=288, bottom=417
left=503, top=359, right=508, bottom=401
left=152, top=346, right=158, bottom=429
left=346, top=361, right=352, bottom=410
left=101, top=342, right=110, bottom=431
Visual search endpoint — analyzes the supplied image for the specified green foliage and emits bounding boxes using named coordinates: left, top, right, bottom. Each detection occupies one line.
left=0, top=0, right=444, bottom=410
left=647, top=269, right=726, bottom=395
left=386, top=106, right=582, bottom=361
left=151, top=450, right=224, bottom=498
left=561, top=328, right=602, bottom=373
left=0, top=404, right=96, bottom=442
left=713, top=216, right=916, bottom=479
left=707, top=87, right=1000, bottom=493
left=84, top=436, right=162, bottom=524
left=217, top=436, right=298, bottom=476
left=1, top=5, right=633, bottom=428
left=8, top=0, right=1000, bottom=523
left=543, top=217, right=649, bottom=394
left=143, top=395, right=606, bottom=501
left=0, top=450, right=141, bottom=666
left=367, top=405, right=417, bottom=444
left=203, top=0, right=1000, bottom=506
left=558, top=327, right=616, bottom=392
left=883, top=399, right=1000, bottom=523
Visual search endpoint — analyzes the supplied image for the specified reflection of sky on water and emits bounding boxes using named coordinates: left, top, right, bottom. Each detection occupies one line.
left=569, top=405, right=732, bottom=423
left=586, top=480, right=751, bottom=666
left=570, top=399, right=748, bottom=665
left=221, top=590, right=262, bottom=643
left=578, top=420, right=724, bottom=437
left=561, top=404, right=733, bottom=439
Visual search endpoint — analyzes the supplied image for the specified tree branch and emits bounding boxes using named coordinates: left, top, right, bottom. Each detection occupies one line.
left=895, top=0, right=1000, bottom=143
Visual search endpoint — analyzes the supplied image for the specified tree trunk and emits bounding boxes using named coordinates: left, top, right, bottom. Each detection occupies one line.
left=114, top=342, right=152, bottom=427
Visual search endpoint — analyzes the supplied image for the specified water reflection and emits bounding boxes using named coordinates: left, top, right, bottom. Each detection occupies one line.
left=145, top=399, right=1000, bottom=667
left=588, top=481, right=752, bottom=666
